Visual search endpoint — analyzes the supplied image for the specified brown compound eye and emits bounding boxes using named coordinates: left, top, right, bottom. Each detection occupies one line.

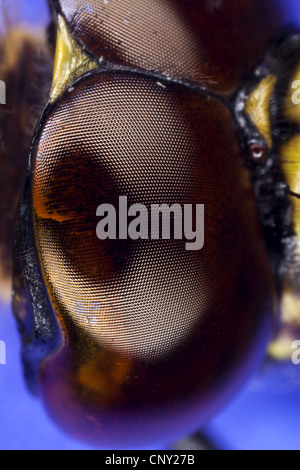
left=54, top=0, right=208, bottom=85
left=13, top=70, right=275, bottom=448
left=54, top=0, right=282, bottom=92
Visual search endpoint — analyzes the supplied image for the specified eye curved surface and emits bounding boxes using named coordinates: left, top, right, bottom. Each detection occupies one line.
left=54, top=0, right=282, bottom=92
left=31, top=72, right=275, bottom=447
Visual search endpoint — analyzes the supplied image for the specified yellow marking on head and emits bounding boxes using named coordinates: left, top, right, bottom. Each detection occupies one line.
left=270, top=135, right=300, bottom=361
left=268, top=336, right=296, bottom=361
left=50, top=15, right=98, bottom=102
left=284, top=63, right=300, bottom=124
left=268, top=288, right=300, bottom=361
left=245, top=75, right=277, bottom=148
left=280, top=288, right=300, bottom=325
left=280, top=135, right=300, bottom=235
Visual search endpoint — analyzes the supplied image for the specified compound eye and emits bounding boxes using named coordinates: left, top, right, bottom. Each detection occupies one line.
left=19, top=71, right=275, bottom=448
left=55, top=0, right=206, bottom=85
left=54, top=0, right=282, bottom=92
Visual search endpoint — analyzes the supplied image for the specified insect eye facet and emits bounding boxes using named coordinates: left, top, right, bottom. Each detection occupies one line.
left=13, top=68, right=276, bottom=447
left=55, top=0, right=207, bottom=85
left=14, top=0, right=299, bottom=449
left=53, top=0, right=282, bottom=93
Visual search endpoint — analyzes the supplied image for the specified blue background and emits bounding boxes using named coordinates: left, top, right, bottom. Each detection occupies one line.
left=1, top=0, right=300, bottom=451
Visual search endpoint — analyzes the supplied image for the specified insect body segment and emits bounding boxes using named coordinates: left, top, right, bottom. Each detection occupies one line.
left=271, top=50, right=300, bottom=358
left=237, top=32, right=300, bottom=359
